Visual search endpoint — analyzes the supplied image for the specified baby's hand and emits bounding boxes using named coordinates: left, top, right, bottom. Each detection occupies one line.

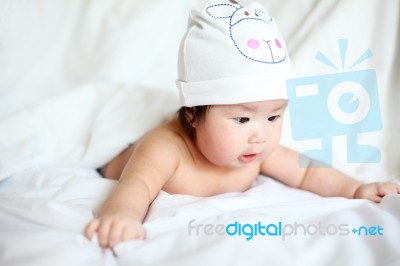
left=353, top=182, right=400, bottom=203
left=84, top=214, right=145, bottom=249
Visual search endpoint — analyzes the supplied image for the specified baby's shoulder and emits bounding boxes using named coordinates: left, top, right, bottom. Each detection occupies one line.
left=125, top=121, right=185, bottom=177
left=136, top=118, right=187, bottom=155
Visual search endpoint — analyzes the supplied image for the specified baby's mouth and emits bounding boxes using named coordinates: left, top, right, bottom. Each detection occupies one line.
left=239, top=154, right=258, bottom=163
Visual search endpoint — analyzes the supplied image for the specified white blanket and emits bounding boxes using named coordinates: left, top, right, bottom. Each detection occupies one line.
left=0, top=0, right=399, bottom=265
left=1, top=168, right=399, bottom=266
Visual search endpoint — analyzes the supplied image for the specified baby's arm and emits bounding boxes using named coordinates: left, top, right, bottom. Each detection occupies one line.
left=261, top=145, right=400, bottom=202
left=84, top=130, right=180, bottom=248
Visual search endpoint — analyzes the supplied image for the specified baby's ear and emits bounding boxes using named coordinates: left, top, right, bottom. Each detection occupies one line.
left=186, top=107, right=195, bottom=118
left=205, top=0, right=241, bottom=18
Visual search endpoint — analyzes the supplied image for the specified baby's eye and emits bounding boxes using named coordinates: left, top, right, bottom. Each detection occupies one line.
left=234, top=117, right=250, bottom=124
left=268, top=115, right=280, bottom=122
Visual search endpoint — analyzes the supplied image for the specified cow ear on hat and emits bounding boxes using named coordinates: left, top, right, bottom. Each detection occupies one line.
left=247, top=2, right=273, bottom=22
left=205, top=0, right=241, bottom=19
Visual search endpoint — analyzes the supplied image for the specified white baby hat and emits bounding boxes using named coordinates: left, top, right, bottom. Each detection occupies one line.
left=176, top=0, right=292, bottom=107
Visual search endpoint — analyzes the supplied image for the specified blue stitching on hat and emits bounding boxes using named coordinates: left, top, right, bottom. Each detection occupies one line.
left=206, top=4, right=240, bottom=18
left=231, top=17, right=271, bottom=28
left=206, top=2, right=287, bottom=65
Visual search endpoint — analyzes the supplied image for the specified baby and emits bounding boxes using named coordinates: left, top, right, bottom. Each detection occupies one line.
left=85, top=0, right=400, bottom=249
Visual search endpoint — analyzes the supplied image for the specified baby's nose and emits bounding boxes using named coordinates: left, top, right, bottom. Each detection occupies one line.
left=249, top=133, right=267, bottom=144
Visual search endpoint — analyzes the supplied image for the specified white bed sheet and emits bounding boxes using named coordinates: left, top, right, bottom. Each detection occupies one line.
left=1, top=167, right=399, bottom=266
left=0, top=0, right=399, bottom=265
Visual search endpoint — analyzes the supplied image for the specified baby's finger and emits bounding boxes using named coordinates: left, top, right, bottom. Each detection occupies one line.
left=371, top=194, right=382, bottom=203
left=108, top=222, right=124, bottom=248
left=84, top=219, right=100, bottom=240
left=97, top=220, right=112, bottom=249
left=121, top=225, right=145, bottom=241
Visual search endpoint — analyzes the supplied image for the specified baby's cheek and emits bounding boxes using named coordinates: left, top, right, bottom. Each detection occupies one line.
left=247, top=38, right=259, bottom=49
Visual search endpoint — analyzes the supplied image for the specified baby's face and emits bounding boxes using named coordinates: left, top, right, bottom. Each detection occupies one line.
left=193, top=100, right=287, bottom=168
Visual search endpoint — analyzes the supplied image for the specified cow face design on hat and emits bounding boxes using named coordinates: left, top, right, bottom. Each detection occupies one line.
left=206, top=0, right=287, bottom=64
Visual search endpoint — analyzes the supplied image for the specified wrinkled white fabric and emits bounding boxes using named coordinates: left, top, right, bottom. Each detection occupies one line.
left=0, top=0, right=399, bottom=265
